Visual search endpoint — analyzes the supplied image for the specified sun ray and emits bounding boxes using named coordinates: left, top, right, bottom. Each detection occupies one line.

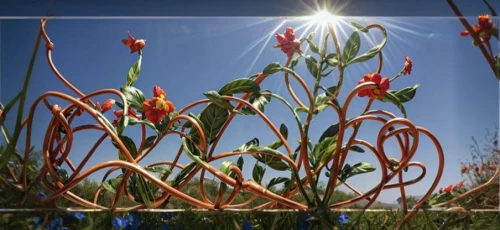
left=244, top=21, right=286, bottom=77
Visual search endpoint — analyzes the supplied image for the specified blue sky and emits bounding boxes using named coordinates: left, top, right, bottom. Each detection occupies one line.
left=1, top=15, right=498, bottom=205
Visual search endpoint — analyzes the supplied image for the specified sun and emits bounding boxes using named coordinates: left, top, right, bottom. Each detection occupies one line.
left=307, top=10, right=337, bottom=25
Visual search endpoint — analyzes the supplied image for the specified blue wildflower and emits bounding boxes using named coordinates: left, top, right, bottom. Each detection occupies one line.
left=164, top=213, right=173, bottom=221
left=38, top=192, right=47, bottom=199
left=125, top=214, right=141, bottom=230
left=112, top=217, right=129, bottom=230
left=162, top=223, right=171, bottom=230
left=242, top=220, right=252, bottom=230
left=69, top=212, right=86, bottom=221
left=33, top=216, right=42, bottom=228
left=47, top=217, right=68, bottom=230
left=338, top=213, right=350, bottom=225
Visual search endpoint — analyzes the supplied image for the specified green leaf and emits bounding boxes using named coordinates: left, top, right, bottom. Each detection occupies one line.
left=340, top=162, right=376, bottom=182
left=307, top=31, right=315, bottom=40
left=237, top=155, right=244, bottom=170
left=348, top=29, right=387, bottom=65
left=128, top=117, right=159, bottom=133
left=134, top=174, right=156, bottom=208
left=279, top=123, right=288, bottom=139
left=290, top=56, right=301, bottom=70
left=182, top=137, right=210, bottom=169
left=220, top=161, right=237, bottom=175
left=0, top=91, right=22, bottom=126
left=218, top=78, right=261, bottom=95
left=319, top=86, right=341, bottom=110
left=249, top=90, right=271, bottom=113
left=381, top=91, right=407, bottom=118
left=349, top=145, right=365, bottom=153
left=319, top=123, right=339, bottom=143
left=126, top=55, right=142, bottom=86
left=145, top=166, right=172, bottom=177
left=320, top=33, right=330, bottom=56
left=314, top=135, right=338, bottom=164
left=234, top=138, right=259, bottom=152
left=266, top=177, right=290, bottom=189
left=111, top=135, right=138, bottom=158
left=204, top=90, right=234, bottom=110
left=262, top=62, right=282, bottom=75
left=187, top=113, right=208, bottom=144
left=385, top=84, right=419, bottom=103
left=267, top=123, right=288, bottom=149
left=314, top=94, right=330, bottom=113
left=120, top=86, right=146, bottom=112
left=101, top=174, right=124, bottom=193
left=234, top=107, right=256, bottom=116
left=193, top=103, right=229, bottom=144
left=325, top=57, right=338, bottom=67
left=305, top=55, right=319, bottom=78
left=252, top=163, right=265, bottom=184
left=351, top=22, right=369, bottom=32
left=491, top=27, right=498, bottom=39
left=321, top=68, right=335, bottom=78
left=305, top=38, right=319, bottom=54
left=342, top=31, right=361, bottom=65
left=219, top=161, right=237, bottom=193
left=324, top=53, right=338, bottom=68
left=172, top=162, right=197, bottom=187
left=245, top=146, right=289, bottom=171
left=294, top=107, right=309, bottom=114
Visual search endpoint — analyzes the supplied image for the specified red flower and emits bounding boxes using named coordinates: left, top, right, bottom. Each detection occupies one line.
left=460, top=14, right=496, bottom=44
left=0, top=109, right=3, bottom=118
left=142, top=86, right=175, bottom=123
left=112, top=108, right=139, bottom=127
left=122, top=32, right=146, bottom=53
left=101, top=99, right=115, bottom=114
left=456, top=181, right=465, bottom=188
left=460, top=165, right=467, bottom=174
left=153, top=85, right=166, bottom=98
left=274, top=27, right=302, bottom=58
left=357, top=73, right=390, bottom=99
left=440, top=185, right=453, bottom=193
left=403, top=56, right=412, bottom=75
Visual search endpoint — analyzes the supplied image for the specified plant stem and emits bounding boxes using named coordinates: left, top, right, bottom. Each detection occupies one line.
left=328, top=22, right=344, bottom=98
left=0, top=31, right=42, bottom=171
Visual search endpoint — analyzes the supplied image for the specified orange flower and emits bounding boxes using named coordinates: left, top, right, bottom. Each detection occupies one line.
left=0, top=109, right=3, bottom=118
left=460, top=165, right=467, bottom=174
left=274, top=27, right=302, bottom=58
left=460, top=14, right=496, bottom=44
left=478, top=167, right=484, bottom=174
left=357, top=73, right=390, bottom=99
left=101, top=99, right=115, bottom=113
left=403, top=56, right=412, bottom=75
left=122, top=32, right=146, bottom=53
left=112, top=108, right=139, bottom=127
left=142, top=86, right=175, bottom=123
left=153, top=85, right=166, bottom=98
left=456, top=181, right=465, bottom=188
left=440, top=185, right=453, bottom=193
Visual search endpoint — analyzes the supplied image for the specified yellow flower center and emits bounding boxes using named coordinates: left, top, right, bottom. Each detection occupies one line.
left=154, top=95, right=169, bottom=111
left=369, top=88, right=381, bottom=99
